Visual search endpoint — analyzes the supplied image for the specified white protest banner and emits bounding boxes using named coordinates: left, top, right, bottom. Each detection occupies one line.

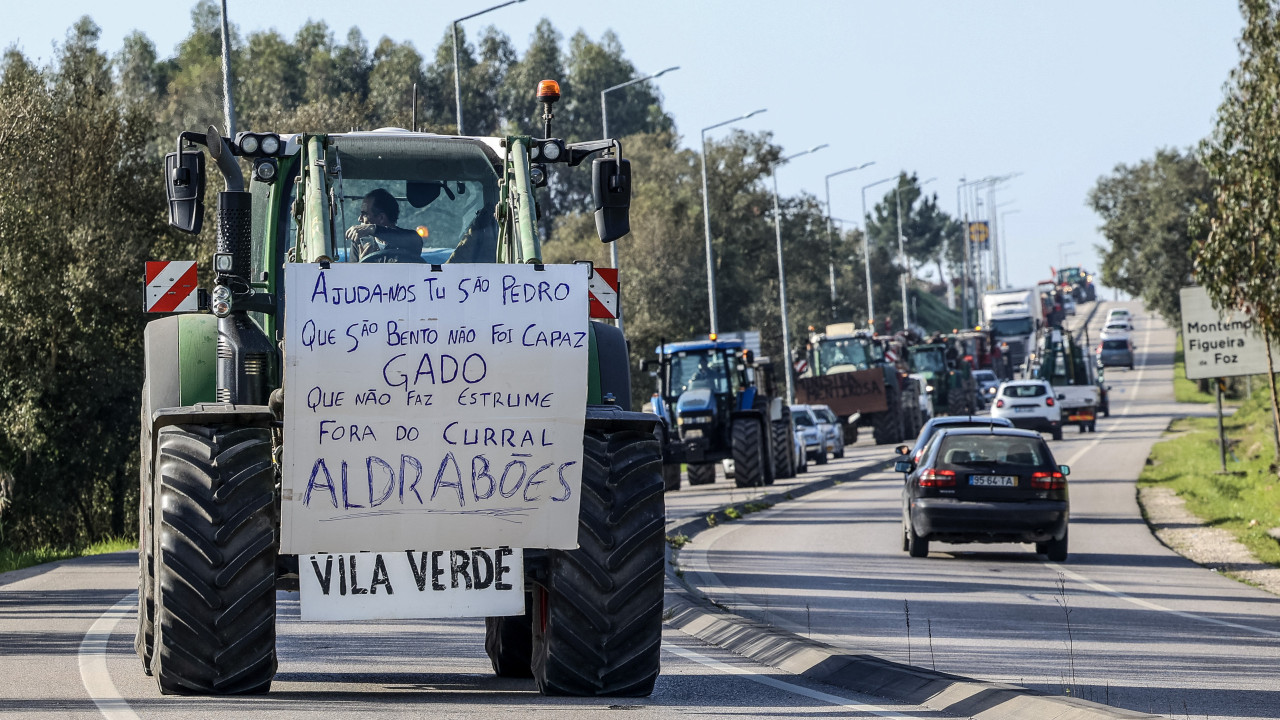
left=1179, top=286, right=1280, bottom=380
left=298, top=548, right=524, bottom=620
left=281, top=263, right=589, bottom=555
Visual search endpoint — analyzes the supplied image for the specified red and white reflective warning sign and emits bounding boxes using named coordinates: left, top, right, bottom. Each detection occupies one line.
left=587, top=268, right=619, bottom=320
left=145, top=261, right=199, bottom=312
left=793, top=359, right=809, bottom=375
left=884, top=348, right=898, bottom=364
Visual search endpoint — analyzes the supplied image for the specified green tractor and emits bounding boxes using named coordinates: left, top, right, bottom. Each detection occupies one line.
left=906, top=340, right=979, bottom=416
left=136, top=81, right=665, bottom=697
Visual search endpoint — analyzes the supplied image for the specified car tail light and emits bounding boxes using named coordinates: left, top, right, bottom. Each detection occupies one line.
left=1031, top=471, right=1065, bottom=489
left=919, top=469, right=956, bottom=487
left=996, top=398, right=1004, bottom=408
left=1046, top=397, right=1055, bottom=407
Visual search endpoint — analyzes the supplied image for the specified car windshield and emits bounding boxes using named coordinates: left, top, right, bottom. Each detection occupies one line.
left=991, top=317, right=1034, bottom=336
left=974, top=371, right=996, bottom=382
left=792, top=410, right=815, bottom=427
left=815, top=407, right=837, bottom=423
left=1102, top=339, right=1128, bottom=349
left=329, top=135, right=501, bottom=264
left=910, top=349, right=946, bottom=373
left=1003, top=384, right=1047, bottom=398
left=670, top=350, right=729, bottom=395
left=937, top=435, right=1050, bottom=468
left=815, top=338, right=869, bottom=371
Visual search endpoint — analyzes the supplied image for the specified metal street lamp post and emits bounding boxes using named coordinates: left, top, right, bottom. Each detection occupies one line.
left=859, top=174, right=897, bottom=328
left=894, top=177, right=935, bottom=332
left=999, top=208, right=1020, bottom=286
left=771, top=143, right=827, bottom=403
left=823, top=162, right=875, bottom=323
left=1057, top=241, right=1075, bottom=269
left=599, top=65, right=679, bottom=333
left=700, top=109, right=767, bottom=334
left=453, top=0, right=526, bottom=135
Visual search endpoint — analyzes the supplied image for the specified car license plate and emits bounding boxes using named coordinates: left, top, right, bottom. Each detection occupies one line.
left=970, top=475, right=1016, bottom=487
left=1014, top=406, right=1034, bottom=414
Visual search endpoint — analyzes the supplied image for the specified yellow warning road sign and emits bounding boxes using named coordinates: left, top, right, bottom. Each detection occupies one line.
left=968, top=221, right=989, bottom=244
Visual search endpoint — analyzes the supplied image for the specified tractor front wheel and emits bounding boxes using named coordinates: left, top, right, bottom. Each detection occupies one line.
left=687, top=463, right=716, bottom=485
left=531, top=426, right=664, bottom=696
left=770, top=412, right=793, bottom=481
left=151, top=424, right=277, bottom=695
left=732, top=417, right=767, bottom=488
left=485, top=595, right=534, bottom=678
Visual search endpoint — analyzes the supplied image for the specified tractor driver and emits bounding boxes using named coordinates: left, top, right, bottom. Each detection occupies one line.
left=345, top=188, right=424, bottom=261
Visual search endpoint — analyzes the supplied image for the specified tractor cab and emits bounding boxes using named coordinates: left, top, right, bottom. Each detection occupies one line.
left=653, top=339, right=755, bottom=448
left=807, top=331, right=882, bottom=376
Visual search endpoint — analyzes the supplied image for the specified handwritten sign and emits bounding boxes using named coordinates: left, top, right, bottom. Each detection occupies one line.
left=299, top=548, right=524, bottom=620
left=281, top=264, right=589, bottom=555
left=795, top=369, right=888, bottom=416
left=1179, top=286, right=1280, bottom=380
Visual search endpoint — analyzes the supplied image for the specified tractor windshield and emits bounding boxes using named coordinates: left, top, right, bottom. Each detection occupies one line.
left=910, top=349, right=947, bottom=374
left=669, top=350, right=730, bottom=397
left=815, top=338, right=869, bottom=373
left=328, top=135, right=501, bottom=264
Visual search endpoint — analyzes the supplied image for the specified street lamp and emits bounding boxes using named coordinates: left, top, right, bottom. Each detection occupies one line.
left=894, top=176, right=935, bottom=331
left=453, top=0, right=526, bottom=135
left=999, top=208, right=1020, bottom=288
left=823, top=162, right=875, bottom=322
left=1057, top=241, right=1075, bottom=269
left=700, top=108, right=767, bottom=334
left=771, top=143, right=828, bottom=403
left=859, top=174, right=897, bottom=328
left=600, top=66, right=679, bottom=333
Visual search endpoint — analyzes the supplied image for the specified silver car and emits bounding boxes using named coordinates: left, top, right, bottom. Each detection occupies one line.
left=791, top=404, right=840, bottom=464
left=1097, top=336, right=1135, bottom=370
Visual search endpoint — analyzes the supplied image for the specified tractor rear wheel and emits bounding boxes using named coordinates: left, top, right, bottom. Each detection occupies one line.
left=662, top=463, right=682, bottom=491
left=871, top=411, right=899, bottom=445
left=531, top=426, right=664, bottom=696
left=686, top=463, right=716, bottom=485
left=946, top=387, right=968, bottom=416
left=731, top=417, right=767, bottom=488
left=136, top=388, right=156, bottom=675
left=151, top=424, right=277, bottom=695
left=770, top=411, right=793, bottom=481
left=485, top=594, right=534, bottom=678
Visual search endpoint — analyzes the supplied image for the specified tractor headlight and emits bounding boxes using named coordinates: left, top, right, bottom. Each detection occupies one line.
left=213, top=252, right=234, bottom=274
left=926, top=385, right=935, bottom=392
left=541, top=141, right=562, bottom=161
left=259, top=134, right=280, bottom=155
left=529, top=143, right=540, bottom=159
left=211, top=285, right=233, bottom=317
left=239, top=134, right=259, bottom=154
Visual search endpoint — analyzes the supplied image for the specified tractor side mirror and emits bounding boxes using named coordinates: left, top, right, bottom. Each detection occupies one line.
left=592, top=156, right=631, bottom=243
left=165, top=149, right=206, bottom=234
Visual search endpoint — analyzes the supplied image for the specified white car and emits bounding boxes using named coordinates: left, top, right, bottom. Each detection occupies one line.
left=813, top=404, right=846, bottom=458
left=1103, top=320, right=1134, bottom=334
left=908, top=373, right=934, bottom=420
left=791, top=426, right=809, bottom=474
left=1107, top=308, right=1133, bottom=323
left=791, top=404, right=838, bottom=464
left=990, top=379, right=1063, bottom=441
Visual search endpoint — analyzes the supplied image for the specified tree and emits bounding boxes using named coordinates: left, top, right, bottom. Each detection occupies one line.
left=1088, top=148, right=1211, bottom=328
left=1195, top=0, right=1280, bottom=459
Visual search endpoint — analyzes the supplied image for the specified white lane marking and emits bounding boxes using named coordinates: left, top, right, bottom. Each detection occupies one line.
left=1046, top=562, right=1280, bottom=638
left=664, top=644, right=918, bottom=718
left=78, top=593, right=142, bottom=720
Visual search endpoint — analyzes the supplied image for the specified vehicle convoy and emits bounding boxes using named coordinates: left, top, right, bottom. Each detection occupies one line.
left=1055, top=265, right=1097, bottom=302
left=795, top=324, right=922, bottom=445
left=906, top=339, right=979, bottom=417
left=136, top=81, right=668, bottom=697
left=980, top=287, right=1043, bottom=374
left=895, top=427, right=1071, bottom=561
left=648, top=334, right=792, bottom=489
left=1032, top=327, right=1101, bottom=433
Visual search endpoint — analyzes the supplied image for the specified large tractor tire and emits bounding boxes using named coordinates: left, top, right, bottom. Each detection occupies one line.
left=531, top=426, right=664, bottom=696
left=661, top=464, right=682, bottom=492
left=485, top=594, right=534, bottom=678
left=151, top=424, right=277, bottom=695
left=770, top=411, right=793, bottom=481
left=731, top=417, right=767, bottom=488
left=686, top=463, right=716, bottom=485
left=946, top=386, right=970, bottom=416
left=872, top=384, right=904, bottom=444
left=136, top=404, right=156, bottom=674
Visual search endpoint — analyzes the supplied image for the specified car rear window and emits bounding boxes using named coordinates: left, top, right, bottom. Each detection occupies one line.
left=937, top=435, right=1050, bottom=468
left=792, top=412, right=814, bottom=427
left=1001, top=384, right=1046, bottom=398
left=1102, top=339, right=1128, bottom=349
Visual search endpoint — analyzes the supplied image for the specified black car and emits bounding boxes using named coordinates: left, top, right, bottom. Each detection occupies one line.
left=896, top=415, right=1014, bottom=463
left=896, top=427, right=1070, bottom=561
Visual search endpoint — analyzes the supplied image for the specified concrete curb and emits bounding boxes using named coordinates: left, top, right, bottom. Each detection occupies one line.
left=661, top=383, right=1163, bottom=719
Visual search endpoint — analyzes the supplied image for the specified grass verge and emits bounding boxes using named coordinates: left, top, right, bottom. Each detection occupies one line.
left=1139, top=392, right=1280, bottom=567
left=0, top=537, right=135, bottom=576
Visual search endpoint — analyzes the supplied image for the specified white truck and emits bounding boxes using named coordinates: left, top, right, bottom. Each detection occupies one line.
left=1034, top=327, right=1101, bottom=433
left=981, top=288, right=1043, bottom=376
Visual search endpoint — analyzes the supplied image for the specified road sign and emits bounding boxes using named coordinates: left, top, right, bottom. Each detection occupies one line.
left=793, top=358, right=808, bottom=375
left=968, top=221, right=989, bottom=245
left=588, top=268, right=619, bottom=319
left=1179, top=286, right=1280, bottom=379
left=144, top=261, right=198, bottom=312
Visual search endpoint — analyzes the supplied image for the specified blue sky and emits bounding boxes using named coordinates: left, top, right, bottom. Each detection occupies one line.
left=2, top=1, right=1244, bottom=296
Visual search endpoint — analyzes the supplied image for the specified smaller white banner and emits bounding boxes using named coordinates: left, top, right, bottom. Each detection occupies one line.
left=299, top=548, right=524, bottom=621
left=1179, top=286, right=1280, bottom=380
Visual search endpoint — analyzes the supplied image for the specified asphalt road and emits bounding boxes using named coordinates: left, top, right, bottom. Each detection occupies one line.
left=679, top=302, right=1280, bottom=720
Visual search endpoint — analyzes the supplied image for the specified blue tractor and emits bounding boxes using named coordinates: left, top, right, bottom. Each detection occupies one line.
left=646, top=337, right=792, bottom=490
